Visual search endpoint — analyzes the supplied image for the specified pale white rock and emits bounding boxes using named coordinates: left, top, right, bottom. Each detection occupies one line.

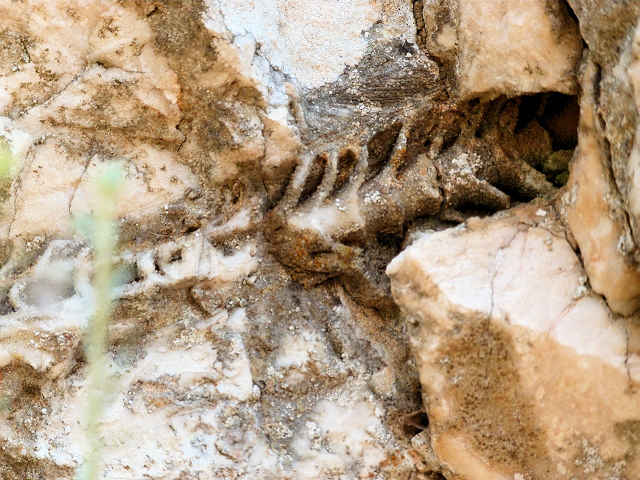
left=0, top=238, right=410, bottom=478
left=71, top=145, right=198, bottom=221
left=19, top=65, right=183, bottom=143
left=0, top=226, right=411, bottom=478
left=119, top=235, right=259, bottom=296
left=3, top=137, right=88, bottom=238
left=87, top=3, right=180, bottom=104
left=200, top=6, right=301, bottom=182
left=274, top=331, right=321, bottom=370
left=22, top=315, right=270, bottom=479
left=206, top=0, right=415, bottom=90
left=290, top=396, right=390, bottom=479
left=388, top=204, right=640, bottom=479
left=0, top=137, right=198, bottom=239
left=458, top=0, right=582, bottom=97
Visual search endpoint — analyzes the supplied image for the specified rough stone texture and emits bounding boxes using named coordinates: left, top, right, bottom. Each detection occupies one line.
left=0, top=2, right=435, bottom=478
left=564, top=58, right=640, bottom=315
left=419, top=0, right=583, bottom=99
left=563, top=1, right=640, bottom=313
left=0, top=0, right=638, bottom=479
left=388, top=204, right=640, bottom=480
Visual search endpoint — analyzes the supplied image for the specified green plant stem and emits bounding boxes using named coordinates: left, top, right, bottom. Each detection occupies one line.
left=78, top=165, right=122, bottom=480
left=79, top=218, right=115, bottom=480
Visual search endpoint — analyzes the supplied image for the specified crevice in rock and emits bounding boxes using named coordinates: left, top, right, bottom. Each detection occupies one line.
left=624, top=326, right=632, bottom=386
left=413, top=0, right=426, bottom=49
left=594, top=97, right=637, bottom=259
left=398, top=409, right=429, bottom=437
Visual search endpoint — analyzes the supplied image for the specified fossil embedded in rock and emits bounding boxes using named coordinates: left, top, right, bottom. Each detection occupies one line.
left=266, top=91, right=565, bottom=309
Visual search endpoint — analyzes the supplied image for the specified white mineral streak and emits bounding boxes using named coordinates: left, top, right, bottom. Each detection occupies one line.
left=388, top=204, right=640, bottom=479
left=119, top=235, right=259, bottom=295
left=456, top=0, right=582, bottom=98
left=289, top=186, right=365, bottom=238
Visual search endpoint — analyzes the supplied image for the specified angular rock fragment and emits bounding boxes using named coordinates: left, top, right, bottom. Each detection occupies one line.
left=420, top=0, right=583, bottom=99
left=566, top=1, right=640, bottom=266
left=564, top=58, right=640, bottom=316
left=388, top=204, right=640, bottom=480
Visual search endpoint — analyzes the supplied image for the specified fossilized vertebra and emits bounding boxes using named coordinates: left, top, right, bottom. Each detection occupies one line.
left=266, top=88, right=560, bottom=310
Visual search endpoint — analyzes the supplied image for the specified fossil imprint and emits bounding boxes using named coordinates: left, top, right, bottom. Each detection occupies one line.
left=265, top=43, right=572, bottom=310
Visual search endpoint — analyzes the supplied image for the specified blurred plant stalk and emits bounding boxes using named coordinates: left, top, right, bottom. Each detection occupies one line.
left=0, top=139, right=13, bottom=414
left=78, top=164, right=124, bottom=480
left=0, top=140, right=12, bottom=181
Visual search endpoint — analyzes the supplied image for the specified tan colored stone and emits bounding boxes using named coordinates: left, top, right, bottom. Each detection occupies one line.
left=564, top=59, right=640, bottom=316
left=566, top=2, right=640, bottom=261
left=0, top=1, right=111, bottom=114
left=388, top=204, right=640, bottom=480
left=457, top=0, right=581, bottom=98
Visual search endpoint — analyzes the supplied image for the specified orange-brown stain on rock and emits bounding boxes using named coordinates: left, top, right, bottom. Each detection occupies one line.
left=435, top=316, right=550, bottom=478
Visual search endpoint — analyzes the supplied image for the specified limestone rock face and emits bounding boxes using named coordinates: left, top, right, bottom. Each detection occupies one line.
left=388, top=204, right=640, bottom=480
left=0, top=2, right=430, bottom=479
left=561, top=0, right=640, bottom=315
left=0, top=0, right=639, bottom=479
left=419, top=0, right=583, bottom=98
left=564, top=58, right=640, bottom=315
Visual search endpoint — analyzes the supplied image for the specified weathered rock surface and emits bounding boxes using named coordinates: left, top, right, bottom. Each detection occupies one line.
left=388, top=204, right=640, bottom=479
left=0, top=2, right=433, bottom=479
left=564, top=58, right=640, bottom=316
left=419, top=0, right=582, bottom=98
left=561, top=0, right=640, bottom=315
left=0, top=0, right=639, bottom=479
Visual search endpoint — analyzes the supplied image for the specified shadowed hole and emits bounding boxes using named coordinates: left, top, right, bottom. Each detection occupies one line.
left=366, top=122, right=403, bottom=181
left=331, top=149, right=358, bottom=195
left=299, top=153, right=327, bottom=203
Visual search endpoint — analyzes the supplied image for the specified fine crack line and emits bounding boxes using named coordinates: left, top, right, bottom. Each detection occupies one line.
left=20, top=63, right=90, bottom=118
left=68, top=155, right=92, bottom=221
left=5, top=156, right=26, bottom=243
left=488, top=227, right=519, bottom=323
left=624, top=325, right=632, bottom=387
